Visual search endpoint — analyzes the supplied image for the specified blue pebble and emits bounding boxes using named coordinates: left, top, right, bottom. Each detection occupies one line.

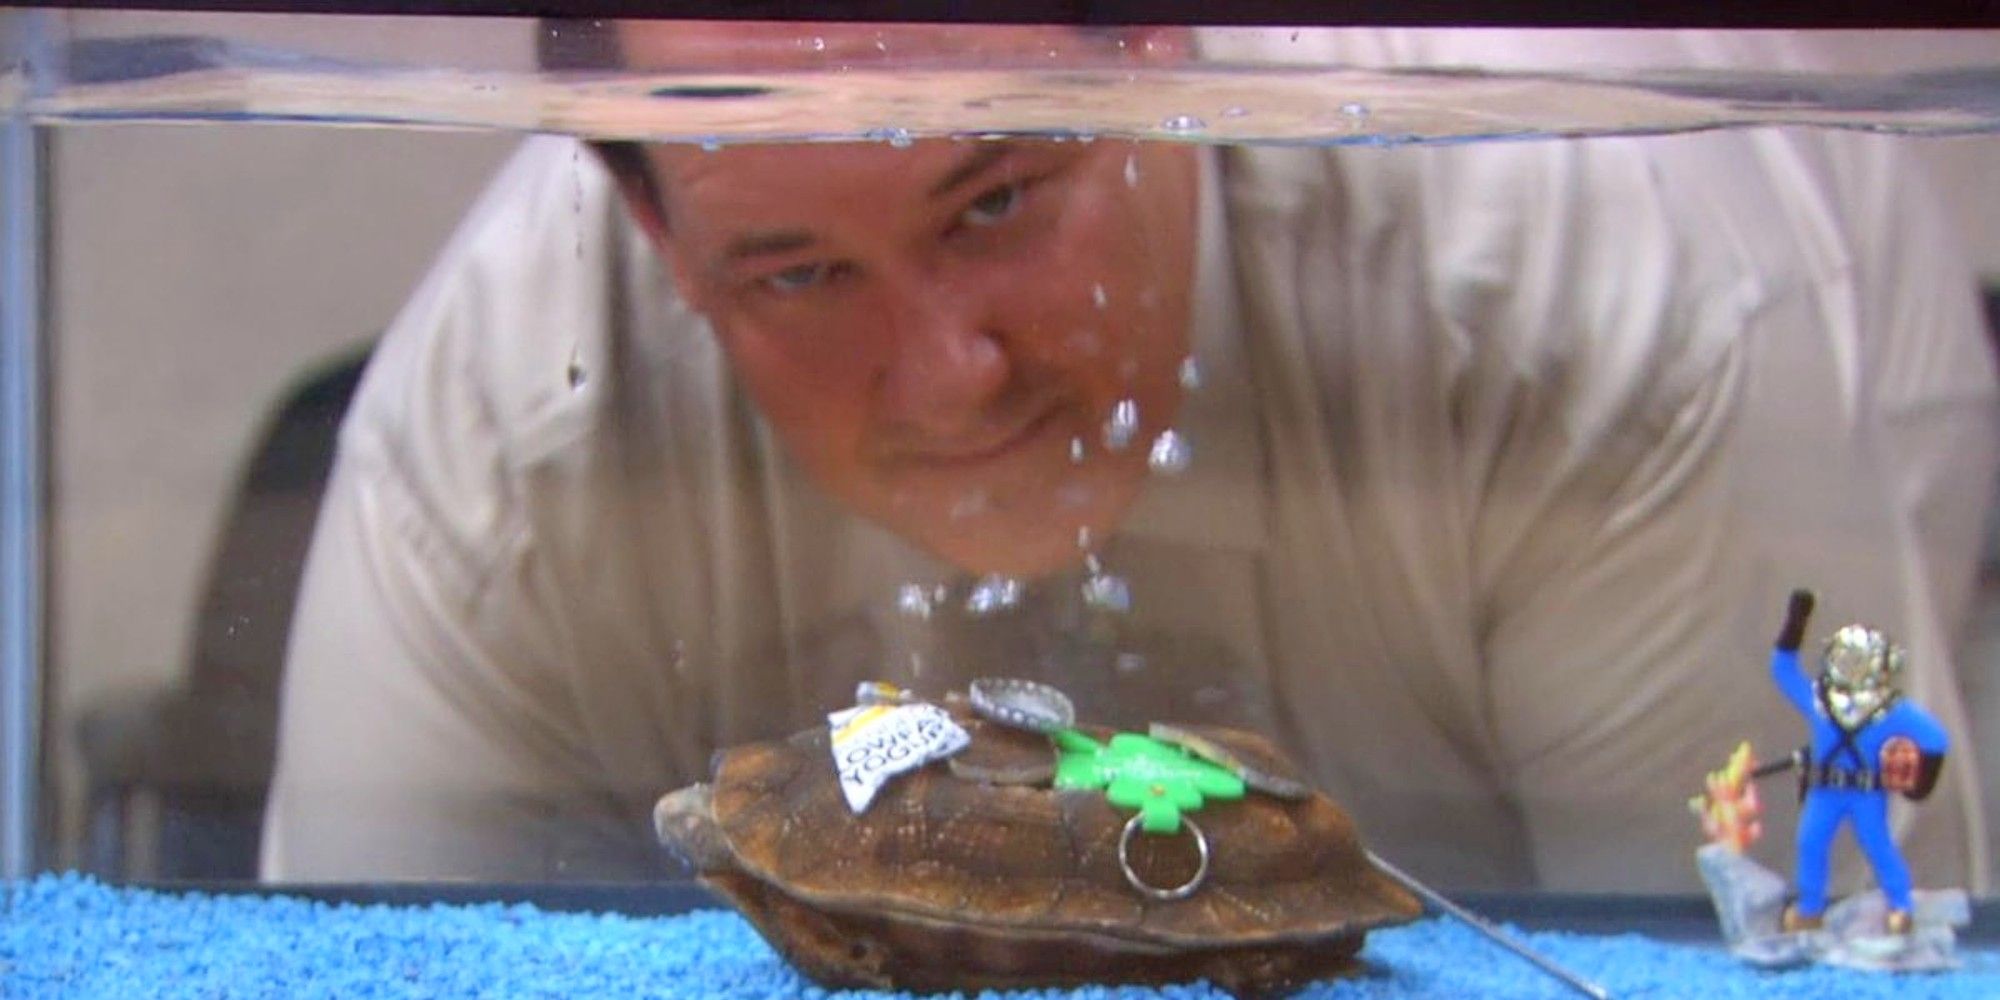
left=2, top=874, right=1996, bottom=998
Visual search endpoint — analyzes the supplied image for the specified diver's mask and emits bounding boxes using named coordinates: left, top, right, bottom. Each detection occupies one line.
left=1819, top=624, right=1904, bottom=729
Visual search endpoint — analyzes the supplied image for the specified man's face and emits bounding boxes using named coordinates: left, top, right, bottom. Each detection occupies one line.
left=616, top=27, right=1201, bottom=577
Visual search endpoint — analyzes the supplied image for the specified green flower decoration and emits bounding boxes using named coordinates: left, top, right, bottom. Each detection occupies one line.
left=1053, top=729, right=1245, bottom=833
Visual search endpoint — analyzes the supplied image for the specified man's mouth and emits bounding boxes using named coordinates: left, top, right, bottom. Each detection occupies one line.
left=902, top=401, right=1065, bottom=467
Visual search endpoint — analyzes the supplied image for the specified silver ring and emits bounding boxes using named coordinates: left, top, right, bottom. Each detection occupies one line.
left=1117, top=813, right=1210, bottom=901
left=968, top=677, right=1075, bottom=733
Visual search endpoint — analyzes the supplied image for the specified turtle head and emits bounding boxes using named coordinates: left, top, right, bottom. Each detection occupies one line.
left=653, top=782, right=732, bottom=875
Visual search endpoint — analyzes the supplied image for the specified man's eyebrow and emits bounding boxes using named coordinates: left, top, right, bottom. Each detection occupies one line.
left=720, top=229, right=818, bottom=265
left=928, top=142, right=1016, bottom=200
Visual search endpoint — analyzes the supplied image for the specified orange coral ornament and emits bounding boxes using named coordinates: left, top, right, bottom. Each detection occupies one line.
left=1690, top=741, right=1764, bottom=853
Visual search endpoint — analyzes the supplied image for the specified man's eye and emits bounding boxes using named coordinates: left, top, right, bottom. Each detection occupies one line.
left=761, top=262, right=832, bottom=293
left=960, top=183, right=1024, bottom=228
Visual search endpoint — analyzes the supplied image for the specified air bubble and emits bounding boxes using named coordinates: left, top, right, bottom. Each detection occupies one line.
left=1102, top=399, right=1140, bottom=452
left=896, top=583, right=935, bottom=620
left=1340, top=102, right=1370, bottom=119
left=1124, top=154, right=1140, bottom=189
left=1091, top=284, right=1108, bottom=310
left=1161, top=114, right=1206, bottom=133
left=1222, top=106, right=1248, bottom=118
left=949, top=490, right=991, bottom=521
left=1082, top=572, right=1132, bottom=615
left=868, top=127, right=914, bottom=148
left=1148, top=430, right=1191, bottom=474
left=965, top=575, right=1023, bottom=615
left=811, top=36, right=827, bottom=51
left=1178, top=356, right=1202, bottom=390
left=1069, top=437, right=1087, bottom=464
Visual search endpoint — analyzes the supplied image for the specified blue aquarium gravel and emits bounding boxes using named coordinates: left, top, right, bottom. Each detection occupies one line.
left=3, top=873, right=1996, bottom=998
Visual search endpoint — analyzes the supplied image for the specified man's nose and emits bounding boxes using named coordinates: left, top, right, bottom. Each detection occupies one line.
left=877, top=275, right=1013, bottom=435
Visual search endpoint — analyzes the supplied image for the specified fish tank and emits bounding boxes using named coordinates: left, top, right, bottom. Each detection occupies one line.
left=3, top=6, right=1999, bottom=997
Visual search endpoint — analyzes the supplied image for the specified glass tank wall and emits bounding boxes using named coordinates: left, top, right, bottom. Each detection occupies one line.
left=4, top=11, right=1999, bottom=915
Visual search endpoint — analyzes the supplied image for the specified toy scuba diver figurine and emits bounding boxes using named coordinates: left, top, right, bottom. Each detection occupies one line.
left=1770, top=588, right=1948, bottom=936
left=1687, top=588, right=1969, bottom=969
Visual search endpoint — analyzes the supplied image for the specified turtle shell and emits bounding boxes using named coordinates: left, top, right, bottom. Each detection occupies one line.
left=668, top=710, right=1420, bottom=997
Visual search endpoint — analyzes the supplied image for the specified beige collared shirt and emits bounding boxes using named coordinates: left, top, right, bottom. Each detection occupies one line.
left=263, top=33, right=1995, bottom=892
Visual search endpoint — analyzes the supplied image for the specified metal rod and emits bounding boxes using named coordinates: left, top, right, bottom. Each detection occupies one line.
left=1, top=9, right=53, bottom=879
left=1367, top=850, right=1612, bottom=1000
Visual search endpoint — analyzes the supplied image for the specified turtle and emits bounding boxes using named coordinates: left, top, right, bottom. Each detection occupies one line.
left=653, top=694, right=1421, bottom=997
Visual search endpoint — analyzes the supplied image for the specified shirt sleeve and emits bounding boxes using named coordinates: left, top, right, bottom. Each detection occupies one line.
left=260, top=138, right=659, bottom=881
left=261, top=446, right=636, bottom=881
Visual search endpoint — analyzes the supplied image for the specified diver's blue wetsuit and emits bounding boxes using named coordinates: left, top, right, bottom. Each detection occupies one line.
left=1771, top=648, right=1949, bottom=917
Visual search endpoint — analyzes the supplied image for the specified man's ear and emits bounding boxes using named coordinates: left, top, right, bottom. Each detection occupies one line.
left=592, top=141, right=710, bottom=311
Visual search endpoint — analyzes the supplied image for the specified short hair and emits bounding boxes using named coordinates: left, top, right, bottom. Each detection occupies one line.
left=535, top=19, right=663, bottom=225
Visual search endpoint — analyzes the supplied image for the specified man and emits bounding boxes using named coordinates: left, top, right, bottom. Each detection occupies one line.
left=261, top=24, right=1995, bottom=893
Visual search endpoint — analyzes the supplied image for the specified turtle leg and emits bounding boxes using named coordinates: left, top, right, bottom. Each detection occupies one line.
left=705, top=871, right=897, bottom=991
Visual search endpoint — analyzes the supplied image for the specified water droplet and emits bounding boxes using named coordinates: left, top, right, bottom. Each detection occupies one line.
left=1340, top=101, right=1370, bottom=119
left=949, top=491, right=990, bottom=521
left=1069, top=437, right=1087, bottom=464
left=1161, top=114, right=1206, bottom=133
left=1082, top=572, right=1132, bottom=614
left=897, top=583, right=935, bottom=620
left=1091, top=283, right=1108, bottom=310
left=1222, top=106, right=1248, bottom=118
left=874, top=38, right=888, bottom=53
left=965, top=575, right=1022, bottom=615
left=811, top=36, right=827, bottom=51
left=1178, top=356, right=1203, bottom=390
left=1102, top=399, right=1140, bottom=452
left=1148, top=429, right=1191, bottom=474
left=1124, top=154, right=1140, bottom=189
left=868, top=126, right=914, bottom=148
